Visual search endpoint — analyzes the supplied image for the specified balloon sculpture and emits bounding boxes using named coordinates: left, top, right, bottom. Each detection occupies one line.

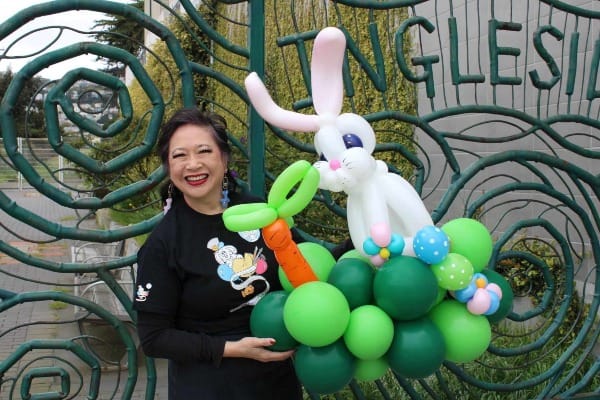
left=226, top=26, right=515, bottom=395
left=245, top=26, right=447, bottom=267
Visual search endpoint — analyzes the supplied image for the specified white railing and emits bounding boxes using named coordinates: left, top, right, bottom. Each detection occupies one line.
left=0, top=137, right=81, bottom=190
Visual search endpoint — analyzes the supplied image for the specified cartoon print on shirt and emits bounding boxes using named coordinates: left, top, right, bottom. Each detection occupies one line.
left=239, top=229, right=260, bottom=243
left=135, top=283, right=153, bottom=302
left=207, top=234, right=271, bottom=312
left=207, top=238, right=239, bottom=281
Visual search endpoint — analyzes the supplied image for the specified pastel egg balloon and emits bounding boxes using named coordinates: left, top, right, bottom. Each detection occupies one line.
left=431, top=253, right=474, bottom=290
left=485, top=290, right=501, bottom=315
left=428, top=300, right=492, bottom=363
left=294, top=340, right=356, bottom=395
left=481, top=269, right=514, bottom=323
left=441, top=218, right=493, bottom=272
left=487, top=283, right=503, bottom=298
left=283, top=281, right=350, bottom=347
left=370, top=222, right=392, bottom=247
left=373, top=256, right=438, bottom=320
left=343, top=305, right=394, bottom=360
left=467, top=289, right=492, bottom=315
left=413, top=225, right=450, bottom=264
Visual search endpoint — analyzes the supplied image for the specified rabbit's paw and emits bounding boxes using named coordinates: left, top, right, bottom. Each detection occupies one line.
left=362, top=222, right=405, bottom=267
left=412, top=225, right=450, bottom=265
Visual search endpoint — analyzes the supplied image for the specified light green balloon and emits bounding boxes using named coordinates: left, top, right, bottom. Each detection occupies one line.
left=283, top=281, right=350, bottom=347
left=430, top=253, right=474, bottom=290
left=442, top=218, right=493, bottom=272
left=339, top=249, right=372, bottom=264
left=343, top=305, right=394, bottom=360
left=278, top=242, right=336, bottom=292
left=434, top=285, right=447, bottom=305
left=354, top=358, right=389, bottom=382
left=428, top=300, right=491, bottom=363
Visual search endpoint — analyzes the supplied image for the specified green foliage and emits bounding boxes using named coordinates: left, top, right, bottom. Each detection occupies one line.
left=93, top=0, right=145, bottom=77
left=87, top=4, right=217, bottom=214
left=0, top=69, right=47, bottom=138
left=497, top=237, right=589, bottom=342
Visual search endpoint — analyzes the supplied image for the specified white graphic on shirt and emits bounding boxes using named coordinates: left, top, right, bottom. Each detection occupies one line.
left=207, top=238, right=237, bottom=267
left=239, top=229, right=260, bottom=242
left=207, top=236, right=270, bottom=312
left=135, top=283, right=152, bottom=302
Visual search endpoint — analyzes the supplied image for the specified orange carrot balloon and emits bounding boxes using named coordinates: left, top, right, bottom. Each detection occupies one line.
left=262, top=218, right=318, bottom=288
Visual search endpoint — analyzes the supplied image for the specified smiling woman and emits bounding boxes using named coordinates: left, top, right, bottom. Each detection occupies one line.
left=133, top=107, right=305, bottom=400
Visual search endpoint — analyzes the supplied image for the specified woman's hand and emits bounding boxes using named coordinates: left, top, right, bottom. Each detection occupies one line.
left=223, top=337, right=295, bottom=362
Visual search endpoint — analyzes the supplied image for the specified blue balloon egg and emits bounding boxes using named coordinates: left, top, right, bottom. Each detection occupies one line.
left=388, top=234, right=405, bottom=255
left=485, top=291, right=501, bottom=315
left=363, top=237, right=380, bottom=256
left=453, top=284, right=476, bottom=303
left=412, top=225, right=450, bottom=264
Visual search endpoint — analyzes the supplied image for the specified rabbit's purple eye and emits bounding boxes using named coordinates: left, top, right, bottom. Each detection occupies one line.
left=319, top=153, right=328, bottom=162
left=343, top=134, right=363, bottom=149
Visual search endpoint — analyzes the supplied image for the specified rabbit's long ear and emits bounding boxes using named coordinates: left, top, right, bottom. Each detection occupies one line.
left=311, top=27, right=346, bottom=117
left=244, top=72, right=319, bottom=132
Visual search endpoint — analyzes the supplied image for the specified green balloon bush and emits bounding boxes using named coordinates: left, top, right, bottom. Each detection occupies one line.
left=248, top=218, right=506, bottom=393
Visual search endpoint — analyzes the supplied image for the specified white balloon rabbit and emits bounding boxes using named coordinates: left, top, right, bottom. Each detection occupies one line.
left=245, top=27, right=442, bottom=265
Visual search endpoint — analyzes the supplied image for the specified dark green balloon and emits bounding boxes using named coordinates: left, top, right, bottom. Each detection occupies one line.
left=482, top=269, right=514, bottom=323
left=294, top=340, right=356, bottom=394
left=250, top=291, right=298, bottom=351
left=386, top=317, right=445, bottom=378
left=373, top=256, right=438, bottom=320
left=327, top=258, right=374, bottom=309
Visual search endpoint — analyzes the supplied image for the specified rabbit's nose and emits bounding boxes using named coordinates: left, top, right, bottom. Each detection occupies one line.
left=329, top=159, right=341, bottom=170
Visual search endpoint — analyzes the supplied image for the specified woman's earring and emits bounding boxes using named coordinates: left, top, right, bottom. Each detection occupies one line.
left=163, top=183, right=174, bottom=215
left=220, top=173, right=230, bottom=209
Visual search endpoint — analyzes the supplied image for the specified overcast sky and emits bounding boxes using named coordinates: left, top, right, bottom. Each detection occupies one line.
left=0, top=0, right=133, bottom=80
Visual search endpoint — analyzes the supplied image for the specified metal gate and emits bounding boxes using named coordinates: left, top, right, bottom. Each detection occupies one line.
left=1, top=0, right=599, bottom=399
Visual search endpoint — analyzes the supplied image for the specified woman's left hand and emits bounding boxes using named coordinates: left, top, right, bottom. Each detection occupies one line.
left=223, top=337, right=295, bottom=362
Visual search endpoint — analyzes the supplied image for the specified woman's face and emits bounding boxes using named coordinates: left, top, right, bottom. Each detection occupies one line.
left=168, top=123, right=228, bottom=213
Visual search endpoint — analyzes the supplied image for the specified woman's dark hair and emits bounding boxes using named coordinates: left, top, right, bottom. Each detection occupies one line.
left=157, top=108, right=237, bottom=202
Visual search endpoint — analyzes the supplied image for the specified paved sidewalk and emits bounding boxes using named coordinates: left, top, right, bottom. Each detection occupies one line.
left=0, top=189, right=168, bottom=399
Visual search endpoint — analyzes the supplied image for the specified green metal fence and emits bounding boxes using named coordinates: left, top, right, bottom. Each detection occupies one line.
left=1, top=0, right=599, bottom=399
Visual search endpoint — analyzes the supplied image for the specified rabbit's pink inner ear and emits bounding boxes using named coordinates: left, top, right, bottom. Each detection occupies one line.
left=310, top=27, right=346, bottom=117
left=244, top=72, right=319, bottom=132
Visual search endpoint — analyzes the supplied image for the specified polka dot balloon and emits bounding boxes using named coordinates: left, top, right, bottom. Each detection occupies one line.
left=430, top=253, right=474, bottom=290
left=413, top=225, right=450, bottom=264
